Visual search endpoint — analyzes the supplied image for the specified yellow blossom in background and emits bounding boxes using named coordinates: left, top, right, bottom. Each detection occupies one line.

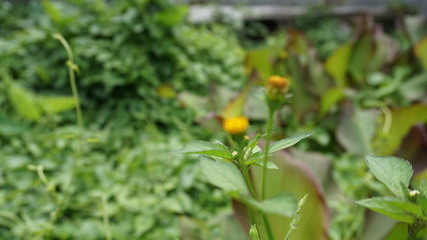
left=223, top=116, right=249, bottom=135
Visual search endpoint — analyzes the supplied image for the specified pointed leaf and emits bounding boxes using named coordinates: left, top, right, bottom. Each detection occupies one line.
left=177, top=141, right=231, bottom=159
left=269, top=133, right=312, bottom=154
left=366, top=156, right=413, bottom=198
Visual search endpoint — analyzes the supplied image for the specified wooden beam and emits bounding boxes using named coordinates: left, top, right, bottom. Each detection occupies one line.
left=188, top=4, right=394, bottom=23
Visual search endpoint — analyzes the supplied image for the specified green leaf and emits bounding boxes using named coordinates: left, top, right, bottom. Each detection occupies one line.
left=325, top=43, right=352, bottom=87
left=38, top=95, right=75, bottom=114
left=366, top=156, right=413, bottom=198
left=269, top=133, right=312, bottom=154
left=199, top=158, right=249, bottom=195
left=244, top=193, right=296, bottom=217
left=177, top=141, right=231, bottom=159
left=7, top=82, right=41, bottom=121
left=356, top=197, right=419, bottom=223
left=348, top=32, right=374, bottom=84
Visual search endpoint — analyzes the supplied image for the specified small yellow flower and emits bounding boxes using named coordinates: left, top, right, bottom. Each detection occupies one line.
left=223, top=116, right=249, bottom=135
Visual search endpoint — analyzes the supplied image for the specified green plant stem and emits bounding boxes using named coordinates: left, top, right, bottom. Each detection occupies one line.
left=260, top=108, right=276, bottom=240
left=44, top=33, right=84, bottom=239
left=238, top=145, right=274, bottom=240
left=408, top=219, right=426, bottom=240
left=261, top=108, right=274, bottom=200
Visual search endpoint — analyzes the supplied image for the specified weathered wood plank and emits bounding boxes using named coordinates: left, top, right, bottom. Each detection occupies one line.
left=188, top=3, right=426, bottom=23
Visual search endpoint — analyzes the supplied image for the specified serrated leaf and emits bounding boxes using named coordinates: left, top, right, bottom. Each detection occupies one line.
left=356, top=197, right=420, bottom=223
left=269, top=133, right=312, bottom=153
left=176, top=141, right=231, bottom=159
left=366, top=156, right=413, bottom=198
left=200, top=158, right=249, bottom=195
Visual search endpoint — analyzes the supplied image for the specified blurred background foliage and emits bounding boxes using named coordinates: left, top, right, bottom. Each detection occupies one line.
left=1, top=0, right=427, bottom=239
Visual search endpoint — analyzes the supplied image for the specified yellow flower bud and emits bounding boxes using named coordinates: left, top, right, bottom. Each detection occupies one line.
left=223, top=116, right=249, bottom=135
left=267, top=75, right=289, bottom=96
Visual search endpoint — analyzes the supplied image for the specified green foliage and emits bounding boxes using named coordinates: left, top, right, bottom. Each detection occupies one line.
left=357, top=156, right=427, bottom=239
left=0, top=0, right=245, bottom=128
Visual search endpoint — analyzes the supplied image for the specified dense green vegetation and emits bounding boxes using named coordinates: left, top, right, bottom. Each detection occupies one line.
left=1, top=0, right=427, bottom=239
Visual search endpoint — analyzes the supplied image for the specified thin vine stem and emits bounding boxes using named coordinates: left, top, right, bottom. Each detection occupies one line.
left=43, top=33, right=84, bottom=239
